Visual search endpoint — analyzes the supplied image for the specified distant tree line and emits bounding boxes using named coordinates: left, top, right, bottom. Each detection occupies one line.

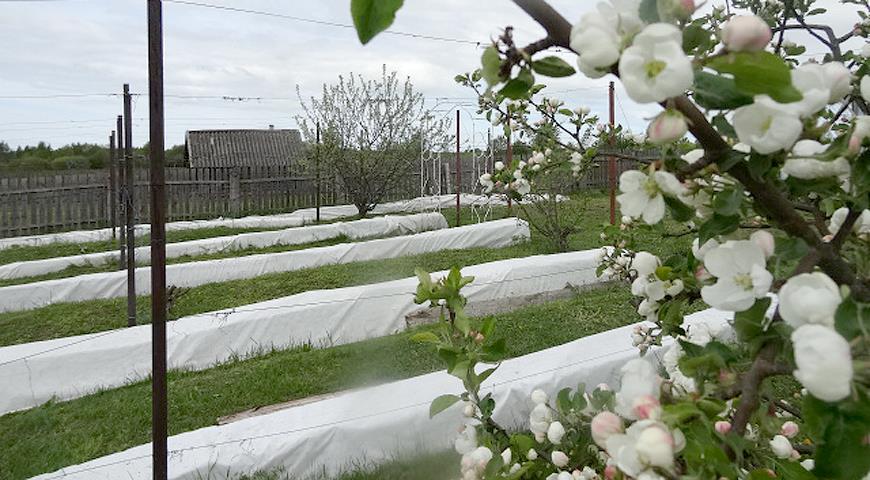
left=0, top=141, right=187, bottom=172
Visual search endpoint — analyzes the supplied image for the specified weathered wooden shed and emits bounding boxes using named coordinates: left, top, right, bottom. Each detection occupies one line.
left=184, top=128, right=304, bottom=168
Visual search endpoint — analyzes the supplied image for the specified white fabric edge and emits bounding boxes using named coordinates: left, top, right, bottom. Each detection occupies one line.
left=29, top=308, right=732, bottom=480
left=0, top=213, right=448, bottom=281
left=0, top=194, right=507, bottom=252
left=0, top=249, right=604, bottom=416
left=0, top=218, right=530, bottom=313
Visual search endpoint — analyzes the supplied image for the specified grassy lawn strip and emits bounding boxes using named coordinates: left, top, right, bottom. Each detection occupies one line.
left=241, top=450, right=459, bottom=480
left=0, top=284, right=637, bottom=480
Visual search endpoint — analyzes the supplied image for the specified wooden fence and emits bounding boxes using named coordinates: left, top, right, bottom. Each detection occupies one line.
left=0, top=155, right=643, bottom=238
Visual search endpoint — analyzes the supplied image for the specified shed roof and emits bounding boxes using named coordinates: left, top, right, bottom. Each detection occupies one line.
left=185, top=129, right=304, bottom=168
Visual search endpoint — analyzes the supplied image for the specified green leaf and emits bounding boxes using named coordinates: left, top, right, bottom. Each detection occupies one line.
left=557, top=388, right=573, bottom=414
left=638, top=0, right=660, bottom=23
left=350, top=0, right=404, bottom=44
left=707, top=51, right=803, bottom=103
left=733, top=297, right=771, bottom=342
left=449, top=359, right=471, bottom=380
left=665, top=195, right=695, bottom=222
left=481, top=46, right=502, bottom=87
left=683, top=25, right=710, bottom=52
left=480, top=317, right=496, bottom=338
left=410, top=331, right=440, bottom=344
left=712, top=187, right=743, bottom=216
left=499, top=68, right=534, bottom=100
left=510, top=434, right=536, bottom=457
left=698, top=213, right=740, bottom=243
left=454, top=312, right=471, bottom=336
left=692, top=71, right=754, bottom=110
left=530, top=56, right=576, bottom=77
left=429, top=394, right=461, bottom=418
left=663, top=402, right=702, bottom=424
left=803, top=392, right=870, bottom=479
left=834, top=296, right=869, bottom=342
left=712, top=114, right=737, bottom=138
left=718, top=149, right=746, bottom=171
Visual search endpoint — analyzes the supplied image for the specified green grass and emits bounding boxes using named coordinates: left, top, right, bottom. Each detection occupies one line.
left=0, top=284, right=637, bottom=480
left=0, top=194, right=692, bottom=348
left=240, top=450, right=459, bottom=480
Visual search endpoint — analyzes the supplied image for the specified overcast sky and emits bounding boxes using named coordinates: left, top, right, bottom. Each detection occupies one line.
left=0, top=0, right=863, bottom=150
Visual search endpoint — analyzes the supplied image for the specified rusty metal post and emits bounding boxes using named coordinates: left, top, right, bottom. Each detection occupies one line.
left=123, top=84, right=136, bottom=327
left=315, top=121, right=321, bottom=223
left=117, top=115, right=127, bottom=269
left=455, top=110, right=461, bottom=226
left=109, top=132, right=118, bottom=239
left=147, top=1, right=168, bottom=479
left=608, top=81, right=616, bottom=225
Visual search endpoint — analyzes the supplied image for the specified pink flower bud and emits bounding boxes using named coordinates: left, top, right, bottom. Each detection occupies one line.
left=715, top=420, right=732, bottom=434
left=591, top=411, right=624, bottom=448
left=604, top=465, right=618, bottom=480
left=647, top=110, right=688, bottom=145
left=721, top=15, right=772, bottom=52
left=750, top=230, right=775, bottom=258
left=780, top=420, right=799, bottom=438
left=632, top=394, right=662, bottom=420
left=695, top=265, right=712, bottom=282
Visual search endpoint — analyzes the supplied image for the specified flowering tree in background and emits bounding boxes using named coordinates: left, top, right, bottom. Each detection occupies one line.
left=352, top=0, right=869, bottom=478
left=296, top=66, right=450, bottom=217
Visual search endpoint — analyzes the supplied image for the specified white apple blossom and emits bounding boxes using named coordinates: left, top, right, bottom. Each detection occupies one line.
left=552, top=450, right=571, bottom=468
left=681, top=148, right=704, bottom=164
left=605, top=420, right=675, bottom=477
left=715, top=420, right=732, bottom=434
left=570, top=0, right=643, bottom=78
left=591, top=411, right=625, bottom=448
left=479, top=173, right=494, bottom=193
left=829, top=207, right=870, bottom=236
left=778, top=272, right=841, bottom=329
left=721, top=15, right=772, bottom=51
left=513, top=178, right=531, bottom=195
left=532, top=389, right=549, bottom=405
left=463, top=402, right=476, bottom=418
left=617, top=169, right=686, bottom=224
left=700, top=240, right=773, bottom=311
left=791, top=62, right=852, bottom=105
left=494, top=161, right=505, bottom=171
left=792, top=324, right=853, bottom=402
left=455, top=424, right=478, bottom=455
left=619, top=23, right=693, bottom=103
left=460, top=446, right=493, bottom=480
left=501, top=447, right=512, bottom=465
left=849, top=115, right=870, bottom=153
left=548, top=421, right=567, bottom=444
left=647, top=110, right=688, bottom=144
left=692, top=237, right=719, bottom=261
left=801, top=459, right=815, bottom=471
left=527, top=448, right=539, bottom=460
left=862, top=76, right=870, bottom=103
left=615, top=359, right=661, bottom=419
left=769, top=435, right=794, bottom=459
left=782, top=139, right=851, bottom=180
left=733, top=97, right=803, bottom=154
left=530, top=402, right=554, bottom=442
left=749, top=230, right=775, bottom=259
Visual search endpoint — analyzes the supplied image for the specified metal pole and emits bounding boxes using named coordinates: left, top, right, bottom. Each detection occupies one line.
left=117, top=115, right=127, bottom=269
left=608, top=81, right=616, bottom=225
left=455, top=110, right=461, bottom=226
left=315, top=121, right=321, bottom=223
left=147, top=1, right=168, bottom=479
left=506, top=118, right=512, bottom=212
left=109, top=132, right=118, bottom=239
left=123, top=84, right=136, bottom=327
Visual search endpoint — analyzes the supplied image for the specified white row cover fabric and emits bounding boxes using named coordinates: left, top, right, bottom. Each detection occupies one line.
left=0, top=194, right=503, bottom=252
left=30, top=308, right=730, bottom=480
left=0, top=213, right=448, bottom=281
left=0, top=249, right=604, bottom=416
left=0, top=218, right=529, bottom=313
